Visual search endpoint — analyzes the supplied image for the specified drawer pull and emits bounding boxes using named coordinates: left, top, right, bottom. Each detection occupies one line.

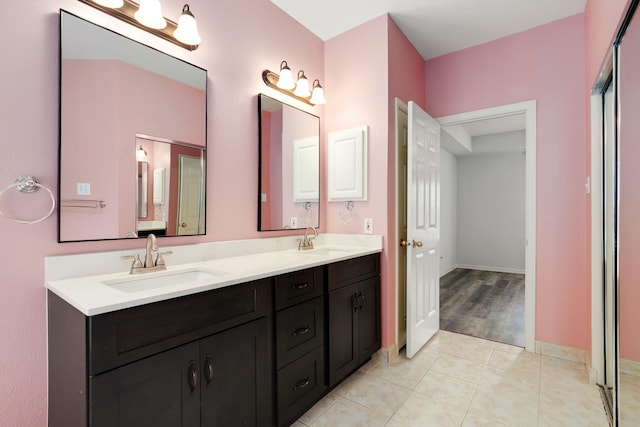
left=292, top=282, right=309, bottom=290
left=188, top=360, right=198, bottom=394
left=204, top=354, right=214, bottom=384
left=293, top=377, right=311, bottom=391
left=292, top=326, right=311, bottom=336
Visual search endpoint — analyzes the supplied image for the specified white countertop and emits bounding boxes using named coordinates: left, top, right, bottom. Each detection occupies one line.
left=45, top=234, right=383, bottom=316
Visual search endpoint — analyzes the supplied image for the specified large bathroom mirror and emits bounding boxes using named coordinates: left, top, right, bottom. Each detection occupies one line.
left=59, top=10, right=207, bottom=242
left=258, top=94, right=320, bottom=231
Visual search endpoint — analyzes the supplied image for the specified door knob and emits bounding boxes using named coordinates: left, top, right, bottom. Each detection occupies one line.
left=400, top=239, right=411, bottom=247
left=181, top=222, right=187, bottom=228
left=412, top=240, right=423, bottom=248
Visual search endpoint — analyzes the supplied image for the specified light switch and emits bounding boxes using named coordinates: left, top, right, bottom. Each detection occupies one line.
left=77, top=183, right=91, bottom=195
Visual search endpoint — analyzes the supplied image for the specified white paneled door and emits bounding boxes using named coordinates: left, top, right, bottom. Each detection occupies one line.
left=405, top=101, right=440, bottom=358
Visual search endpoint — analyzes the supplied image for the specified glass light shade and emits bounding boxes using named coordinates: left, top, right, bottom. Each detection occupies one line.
left=174, top=5, right=201, bottom=45
left=135, top=0, right=167, bottom=29
left=276, top=63, right=295, bottom=90
left=293, top=72, right=311, bottom=98
left=93, top=0, right=124, bottom=7
left=310, top=80, right=326, bottom=105
left=136, top=146, right=147, bottom=161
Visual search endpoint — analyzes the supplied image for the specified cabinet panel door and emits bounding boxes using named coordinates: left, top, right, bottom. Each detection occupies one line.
left=357, top=277, right=381, bottom=361
left=90, top=342, right=200, bottom=427
left=200, top=318, right=273, bottom=427
left=328, top=283, right=358, bottom=386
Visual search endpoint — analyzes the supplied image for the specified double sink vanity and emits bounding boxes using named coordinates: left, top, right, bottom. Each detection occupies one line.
left=46, top=233, right=382, bottom=427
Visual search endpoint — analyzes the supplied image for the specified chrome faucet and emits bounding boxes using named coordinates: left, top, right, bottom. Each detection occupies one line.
left=298, top=227, right=318, bottom=250
left=122, top=233, right=172, bottom=274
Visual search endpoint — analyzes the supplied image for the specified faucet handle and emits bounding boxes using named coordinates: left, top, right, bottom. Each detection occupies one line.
left=155, top=251, right=173, bottom=267
left=122, top=254, right=143, bottom=273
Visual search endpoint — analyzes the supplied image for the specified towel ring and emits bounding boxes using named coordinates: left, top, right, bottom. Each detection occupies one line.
left=0, top=176, right=56, bottom=224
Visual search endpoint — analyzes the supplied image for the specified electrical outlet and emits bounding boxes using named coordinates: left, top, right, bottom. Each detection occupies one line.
left=290, top=217, right=298, bottom=228
left=77, top=183, right=91, bottom=196
left=364, top=218, right=373, bottom=234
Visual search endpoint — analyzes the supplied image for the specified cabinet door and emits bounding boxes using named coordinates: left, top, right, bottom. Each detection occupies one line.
left=357, top=277, right=381, bottom=362
left=91, top=342, right=200, bottom=427
left=200, top=318, right=273, bottom=427
left=328, top=283, right=358, bottom=386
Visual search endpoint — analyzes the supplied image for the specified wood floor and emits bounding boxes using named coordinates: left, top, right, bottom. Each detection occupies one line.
left=440, top=268, right=525, bottom=347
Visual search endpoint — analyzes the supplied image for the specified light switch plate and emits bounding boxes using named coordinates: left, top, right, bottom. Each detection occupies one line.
left=77, top=183, right=91, bottom=195
left=364, top=218, right=373, bottom=234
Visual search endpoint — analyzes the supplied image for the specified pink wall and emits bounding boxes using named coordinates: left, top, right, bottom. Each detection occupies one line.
left=325, top=15, right=426, bottom=347
left=424, top=14, right=589, bottom=350
left=0, top=0, right=323, bottom=424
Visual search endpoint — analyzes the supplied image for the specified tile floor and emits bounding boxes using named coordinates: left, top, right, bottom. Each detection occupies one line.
left=293, top=331, right=609, bottom=427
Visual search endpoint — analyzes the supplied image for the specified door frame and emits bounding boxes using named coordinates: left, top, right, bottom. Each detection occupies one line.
left=436, top=100, right=537, bottom=352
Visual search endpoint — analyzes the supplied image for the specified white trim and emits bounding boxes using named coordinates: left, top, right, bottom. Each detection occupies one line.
left=535, top=340, right=587, bottom=364
left=590, top=92, right=605, bottom=385
left=437, top=100, right=537, bottom=353
left=454, top=264, right=525, bottom=275
left=439, top=265, right=457, bottom=277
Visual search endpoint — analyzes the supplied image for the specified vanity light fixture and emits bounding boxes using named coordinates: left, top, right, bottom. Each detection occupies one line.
left=136, top=145, right=148, bottom=161
left=262, top=61, right=326, bottom=106
left=78, top=0, right=201, bottom=50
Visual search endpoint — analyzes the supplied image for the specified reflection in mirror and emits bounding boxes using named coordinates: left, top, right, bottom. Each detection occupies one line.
left=258, top=94, right=320, bottom=231
left=59, top=11, right=207, bottom=241
left=137, top=162, right=148, bottom=219
left=617, top=3, right=640, bottom=424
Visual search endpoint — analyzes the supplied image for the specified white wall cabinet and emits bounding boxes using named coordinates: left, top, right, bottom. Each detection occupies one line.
left=328, top=126, right=368, bottom=201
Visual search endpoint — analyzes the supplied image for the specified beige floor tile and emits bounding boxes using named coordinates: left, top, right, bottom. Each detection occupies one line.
left=369, top=355, right=429, bottom=389
left=289, top=422, right=307, bottom=427
left=297, top=391, right=340, bottom=425
left=538, top=380, right=607, bottom=427
left=389, top=392, right=467, bottom=427
left=491, top=341, right=525, bottom=355
left=430, top=353, right=486, bottom=383
left=358, top=357, right=382, bottom=374
left=462, top=412, right=508, bottom=427
left=332, top=370, right=365, bottom=396
left=541, top=355, right=589, bottom=387
left=486, top=349, right=541, bottom=374
left=307, top=397, right=389, bottom=427
left=410, top=348, right=441, bottom=369
left=344, top=374, right=412, bottom=416
left=620, top=401, right=640, bottom=426
left=620, top=372, right=640, bottom=404
left=414, top=370, right=476, bottom=410
left=469, top=382, right=539, bottom=427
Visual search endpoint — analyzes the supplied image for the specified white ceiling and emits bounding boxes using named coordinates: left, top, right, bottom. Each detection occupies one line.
left=270, top=0, right=586, bottom=60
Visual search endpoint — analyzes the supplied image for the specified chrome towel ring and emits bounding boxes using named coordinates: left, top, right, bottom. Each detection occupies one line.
left=0, top=176, right=56, bottom=224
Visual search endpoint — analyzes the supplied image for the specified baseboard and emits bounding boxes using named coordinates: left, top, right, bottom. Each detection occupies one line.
left=535, top=340, right=586, bottom=364
left=455, top=264, right=525, bottom=275
left=439, top=265, right=457, bottom=277
left=620, top=358, right=640, bottom=377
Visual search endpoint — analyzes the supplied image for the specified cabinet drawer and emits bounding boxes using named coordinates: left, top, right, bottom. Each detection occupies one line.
left=89, top=278, right=272, bottom=375
left=277, top=346, right=326, bottom=427
left=276, top=297, right=324, bottom=369
left=327, top=254, right=380, bottom=291
left=275, top=267, right=323, bottom=310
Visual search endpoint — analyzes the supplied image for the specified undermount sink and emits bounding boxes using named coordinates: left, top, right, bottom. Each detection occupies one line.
left=102, top=267, right=226, bottom=294
left=304, top=248, right=351, bottom=256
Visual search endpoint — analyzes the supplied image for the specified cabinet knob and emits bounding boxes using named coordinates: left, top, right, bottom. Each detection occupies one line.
left=292, top=326, right=311, bottom=337
left=293, top=377, right=311, bottom=391
left=188, top=360, right=198, bottom=394
left=204, top=354, right=214, bottom=384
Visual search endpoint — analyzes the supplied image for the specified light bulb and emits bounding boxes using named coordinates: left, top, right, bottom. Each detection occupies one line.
left=135, top=0, right=167, bottom=29
left=276, top=61, right=295, bottom=90
left=174, top=4, right=201, bottom=45
left=310, top=80, right=326, bottom=105
left=293, top=70, right=310, bottom=98
left=136, top=146, right=147, bottom=161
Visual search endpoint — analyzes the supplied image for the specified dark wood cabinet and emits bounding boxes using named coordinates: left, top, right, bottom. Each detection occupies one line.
left=274, top=267, right=326, bottom=427
left=48, top=253, right=381, bottom=427
left=48, top=278, right=273, bottom=427
left=327, top=255, right=381, bottom=387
